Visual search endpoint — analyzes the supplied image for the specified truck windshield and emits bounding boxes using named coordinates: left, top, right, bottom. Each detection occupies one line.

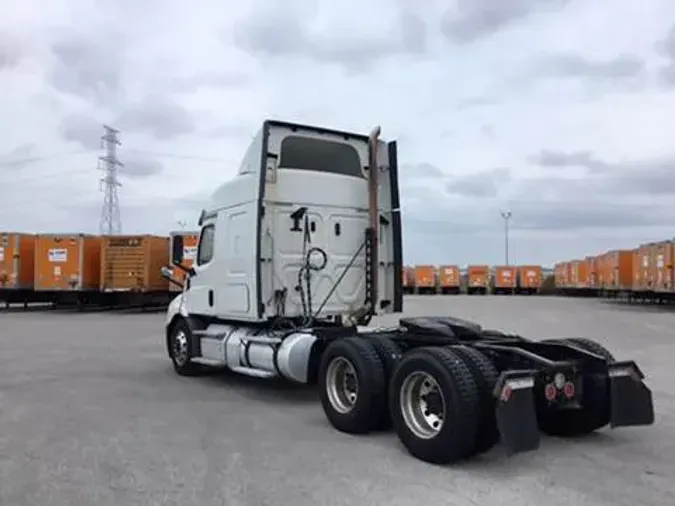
left=278, top=136, right=364, bottom=179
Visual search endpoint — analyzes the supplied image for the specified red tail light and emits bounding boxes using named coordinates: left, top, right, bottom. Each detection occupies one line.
left=563, top=382, right=575, bottom=399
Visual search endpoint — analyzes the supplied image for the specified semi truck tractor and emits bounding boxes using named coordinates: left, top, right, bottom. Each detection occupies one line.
left=162, top=120, right=654, bottom=464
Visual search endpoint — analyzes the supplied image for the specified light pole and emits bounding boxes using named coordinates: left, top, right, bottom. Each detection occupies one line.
left=500, top=210, right=512, bottom=265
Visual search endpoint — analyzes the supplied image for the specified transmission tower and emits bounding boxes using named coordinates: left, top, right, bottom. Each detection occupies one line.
left=98, top=125, right=123, bottom=235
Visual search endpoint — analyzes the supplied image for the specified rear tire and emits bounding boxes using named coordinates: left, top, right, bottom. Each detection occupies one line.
left=451, top=345, right=500, bottom=454
left=318, top=337, right=386, bottom=434
left=365, top=336, right=404, bottom=430
left=389, top=347, right=480, bottom=464
left=564, top=338, right=615, bottom=362
left=538, top=337, right=613, bottom=437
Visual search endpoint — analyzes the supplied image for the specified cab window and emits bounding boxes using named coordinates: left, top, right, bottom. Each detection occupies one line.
left=278, top=136, right=364, bottom=178
left=197, top=224, right=215, bottom=265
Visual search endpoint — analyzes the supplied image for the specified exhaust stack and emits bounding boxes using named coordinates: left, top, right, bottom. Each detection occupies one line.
left=367, top=125, right=381, bottom=314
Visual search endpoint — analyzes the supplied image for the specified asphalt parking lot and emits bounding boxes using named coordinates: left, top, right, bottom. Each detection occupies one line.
left=1, top=295, right=674, bottom=506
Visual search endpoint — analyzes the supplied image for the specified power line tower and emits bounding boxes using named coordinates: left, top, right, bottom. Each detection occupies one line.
left=98, top=125, right=123, bottom=235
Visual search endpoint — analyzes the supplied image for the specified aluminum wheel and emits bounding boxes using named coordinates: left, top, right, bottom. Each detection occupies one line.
left=399, top=371, right=446, bottom=439
left=325, top=357, right=359, bottom=414
left=173, top=330, right=189, bottom=367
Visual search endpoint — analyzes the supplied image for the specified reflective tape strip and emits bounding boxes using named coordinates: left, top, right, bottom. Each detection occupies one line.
left=506, top=377, right=535, bottom=390
left=608, top=366, right=634, bottom=378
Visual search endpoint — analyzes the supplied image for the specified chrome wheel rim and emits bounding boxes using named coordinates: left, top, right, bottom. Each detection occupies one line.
left=399, top=371, right=446, bottom=439
left=173, top=330, right=189, bottom=366
left=325, top=357, right=359, bottom=414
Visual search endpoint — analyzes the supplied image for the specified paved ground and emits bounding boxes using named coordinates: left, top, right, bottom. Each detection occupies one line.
left=1, top=295, right=673, bottom=506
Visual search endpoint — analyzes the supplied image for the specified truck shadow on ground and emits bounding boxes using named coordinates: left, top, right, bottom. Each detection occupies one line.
left=598, top=299, right=675, bottom=313
left=350, top=427, right=629, bottom=475
left=192, top=367, right=319, bottom=404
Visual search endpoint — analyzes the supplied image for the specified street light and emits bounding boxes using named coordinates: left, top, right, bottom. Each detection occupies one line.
left=500, top=210, right=512, bottom=265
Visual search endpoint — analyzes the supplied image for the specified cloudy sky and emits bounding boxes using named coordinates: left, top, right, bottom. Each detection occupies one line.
left=2, top=0, right=675, bottom=267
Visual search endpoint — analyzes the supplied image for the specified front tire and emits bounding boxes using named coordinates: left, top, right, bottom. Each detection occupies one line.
left=169, top=319, right=201, bottom=376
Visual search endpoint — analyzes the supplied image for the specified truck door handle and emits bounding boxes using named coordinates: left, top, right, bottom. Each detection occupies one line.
left=208, top=290, right=214, bottom=307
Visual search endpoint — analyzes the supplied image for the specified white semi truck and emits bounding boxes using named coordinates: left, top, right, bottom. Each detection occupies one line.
left=163, top=120, right=654, bottom=465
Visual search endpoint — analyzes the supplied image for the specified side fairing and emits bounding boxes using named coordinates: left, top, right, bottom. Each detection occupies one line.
left=378, top=141, right=403, bottom=313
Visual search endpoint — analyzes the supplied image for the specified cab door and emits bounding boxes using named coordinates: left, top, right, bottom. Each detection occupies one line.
left=184, top=219, right=217, bottom=316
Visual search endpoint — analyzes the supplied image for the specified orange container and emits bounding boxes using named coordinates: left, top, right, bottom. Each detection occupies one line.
left=569, top=260, right=588, bottom=288
left=554, top=263, right=564, bottom=287
left=169, top=231, right=199, bottom=292
left=402, top=266, right=415, bottom=289
left=647, top=240, right=675, bottom=293
left=585, top=256, right=597, bottom=288
left=414, top=265, right=436, bottom=289
left=467, top=265, right=489, bottom=288
left=632, top=245, right=651, bottom=291
left=494, top=266, right=517, bottom=289
left=569, top=260, right=580, bottom=287
left=34, top=234, right=102, bottom=291
left=0, top=232, right=35, bottom=289
left=101, top=235, right=169, bottom=292
left=596, top=253, right=608, bottom=289
left=558, top=261, right=569, bottom=288
left=518, top=265, right=542, bottom=290
left=604, top=249, right=633, bottom=290
left=438, top=265, right=460, bottom=289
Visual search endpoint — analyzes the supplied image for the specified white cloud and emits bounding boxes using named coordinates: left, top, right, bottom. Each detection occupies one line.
left=2, top=0, right=675, bottom=267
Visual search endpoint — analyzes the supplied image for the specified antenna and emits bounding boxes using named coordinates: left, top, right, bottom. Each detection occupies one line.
left=98, top=125, right=123, bottom=235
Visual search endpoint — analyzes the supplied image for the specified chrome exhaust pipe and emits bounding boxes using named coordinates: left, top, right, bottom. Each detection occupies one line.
left=367, top=125, right=381, bottom=313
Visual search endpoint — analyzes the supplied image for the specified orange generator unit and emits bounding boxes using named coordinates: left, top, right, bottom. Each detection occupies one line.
left=632, top=245, right=651, bottom=293
left=34, top=234, right=102, bottom=292
left=493, top=266, right=517, bottom=294
left=467, top=265, right=489, bottom=295
left=517, top=265, right=542, bottom=295
left=402, top=266, right=415, bottom=294
left=603, top=249, right=633, bottom=292
left=414, top=265, right=437, bottom=295
left=100, top=235, right=169, bottom=293
left=0, top=232, right=36, bottom=298
left=438, top=265, right=460, bottom=294
left=646, top=240, right=674, bottom=294
left=584, top=256, right=597, bottom=290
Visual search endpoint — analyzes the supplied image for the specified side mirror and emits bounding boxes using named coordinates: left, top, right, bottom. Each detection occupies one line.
left=172, top=260, right=196, bottom=277
left=171, top=235, right=184, bottom=264
left=161, top=266, right=184, bottom=289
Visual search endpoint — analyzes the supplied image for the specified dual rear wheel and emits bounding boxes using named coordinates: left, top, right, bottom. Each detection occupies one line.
left=318, top=338, right=498, bottom=464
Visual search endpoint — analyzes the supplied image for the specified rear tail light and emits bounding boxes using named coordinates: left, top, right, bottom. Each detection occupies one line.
left=544, top=383, right=557, bottom=401
left=563, top=382, right=575, bottom=399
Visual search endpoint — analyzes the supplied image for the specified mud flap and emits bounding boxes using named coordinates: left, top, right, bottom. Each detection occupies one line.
left=494, top=370, right=540, bottom=456
left=608, top=361, right=655, bottom=428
